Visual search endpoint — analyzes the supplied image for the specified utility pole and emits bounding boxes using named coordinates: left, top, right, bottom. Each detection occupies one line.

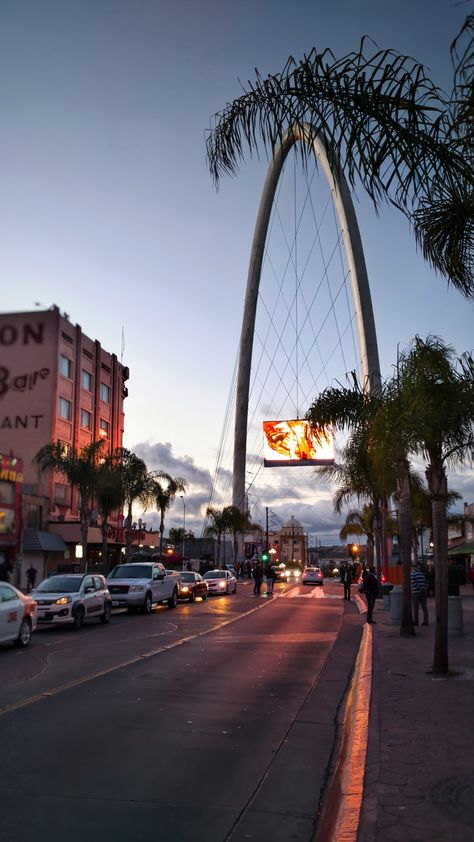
left=266, top=506, right=269, bottom=557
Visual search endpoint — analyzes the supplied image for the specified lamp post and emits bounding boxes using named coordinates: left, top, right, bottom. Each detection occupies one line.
left=180, top=495, right=186, bottom=567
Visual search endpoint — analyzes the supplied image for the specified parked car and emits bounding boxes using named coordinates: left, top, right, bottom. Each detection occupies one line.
left=0, top=582, right=37, bottom=648
left=107, top=562, right=180, bottom=612
left=302, top=567, right=324, bottom=586
left=176, top=571, right=209, bottom=602
left=202, top=569, right=237, bottom=595
left=32, top=574, right=112, bottom=629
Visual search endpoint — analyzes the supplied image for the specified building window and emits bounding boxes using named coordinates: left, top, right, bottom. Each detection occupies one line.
left=58, top=440, right=71, bottom=456
left=99, top=418, right=110, bottom=438
left=81, top=409, right=92, bottom=430
left=82, top=370, right=92, bottom=391
left=54, top=483, right=71, bottom=505
left=58, top=397, right=72, bottom=420
left=59, top=355, right=72, bottom=378
left=100, top=382, right=111, bottom=403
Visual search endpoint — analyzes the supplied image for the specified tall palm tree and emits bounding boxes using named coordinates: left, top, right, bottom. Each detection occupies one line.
left=205, top=506, right=230, bottom=566
left=207, top=15, right=473, bottom=295
left=339, top=505, right=376, bottom=567
left=35, top=440, right=105, bottom=570
left=396, top=336, right=474, bottom=673
left=153, top=474, right=187, bottom=558
left=95, top=464, right=123, bottom=570
left=113, top=449, right=155, bottom=560
left=222, top=505, right=253, bottom=565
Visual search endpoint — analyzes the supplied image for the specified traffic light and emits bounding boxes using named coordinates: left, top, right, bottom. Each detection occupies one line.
left=261, top=551, right=269, bottom=562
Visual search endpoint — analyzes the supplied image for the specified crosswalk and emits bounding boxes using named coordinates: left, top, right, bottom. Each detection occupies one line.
left=281, top=586, right=344, bottom=600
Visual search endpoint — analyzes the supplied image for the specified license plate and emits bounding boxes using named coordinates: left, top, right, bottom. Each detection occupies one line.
left=112, top=601, right=119, bottom=607
left=38, top=611, right=46, bottom=619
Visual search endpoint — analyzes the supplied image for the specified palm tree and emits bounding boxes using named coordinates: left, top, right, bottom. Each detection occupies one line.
left=95, top=464, right=123, bottom=570
left=396, top=336, right=474, bottom=673
left=205, top=506, right=229, bottom=566
left=207, top=15, right=473, bottom=295
left=222, top=505, right=253, bottom=565
left=35, top=440, right=105, bottom=570
left=153, top=474, right=187, bottom=558
left=339, top=505, right=376, bottom=567
left=114, top=449, right=155, bottom=560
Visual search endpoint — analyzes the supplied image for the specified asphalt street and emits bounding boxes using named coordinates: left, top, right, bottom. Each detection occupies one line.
left=0, top=580, right=362, bottom=842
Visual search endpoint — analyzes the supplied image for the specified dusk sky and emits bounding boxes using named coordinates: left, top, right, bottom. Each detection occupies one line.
left=1, top=0, right=473, bottom=542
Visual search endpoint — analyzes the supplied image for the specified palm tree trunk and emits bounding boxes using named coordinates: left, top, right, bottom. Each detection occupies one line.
left=159, top=511, right=165, bottom=558
left=381, top=497, right=389, bottom=580
left=125, top=504, right=133, bottom=561
left=398, top=462, right=415, bottom=638
left=427, top=465, right=449, bottom=674
left=101, top=523, right=108, bottom=571
left=81, top=521, right=89, bottom=573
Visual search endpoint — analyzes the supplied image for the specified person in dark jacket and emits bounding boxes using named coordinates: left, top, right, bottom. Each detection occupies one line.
left=341, top=564, right=354, bottom=600
left=253, top=561, right=264, bottom=595
left=361, top=566, right=378, bottom=624
left=265, top=564, right=276, bottom=597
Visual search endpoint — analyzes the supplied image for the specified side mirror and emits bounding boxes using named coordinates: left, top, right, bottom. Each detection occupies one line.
left=84, top=586, right=94, bottom=594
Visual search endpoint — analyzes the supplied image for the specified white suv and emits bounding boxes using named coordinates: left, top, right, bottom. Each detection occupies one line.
left=32, top=574, right=112, bottom=629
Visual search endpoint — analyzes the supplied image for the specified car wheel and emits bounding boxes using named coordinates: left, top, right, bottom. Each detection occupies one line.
left=189, top=590, right=195, bottom=603
left=142, top=592, right=153, bottom=614
left=233, top=584, right=237, bottom=593
left=100, top=602, right=112, bottom=624
left=226, top=584, right=229, bottom=594
left=14, top=617, right=32, bottom=648
left=202, top=591, right=208, bottom=600
left=167, top=588, right=178, bottom=609
left=73, top=606, right=85, bottom=630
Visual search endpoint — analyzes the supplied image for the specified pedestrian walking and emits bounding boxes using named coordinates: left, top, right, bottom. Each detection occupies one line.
left=253, top=560, right=263, bottom=595
left=265, top=564, right=276, bottom=597
left=411, top=563, right=429, bottom=626
left=361, top=566, right=378, bottom=624
left=26, top=564, right=37, bottom=593
left=341, top=564, right=353, bottom=600
left=247, top=561, right=252, bottom=580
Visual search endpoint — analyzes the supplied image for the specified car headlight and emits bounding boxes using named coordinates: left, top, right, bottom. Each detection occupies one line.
left=218, top=581, right=226, bottom=589
left=54, top=596, right=72, bottom=605
left=129, top=585, right=144, bottom=592
left=181, top=586, right=190, bottom=593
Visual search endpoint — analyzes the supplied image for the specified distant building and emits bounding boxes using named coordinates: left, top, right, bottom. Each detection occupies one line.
left=0, top=306, right=129, bottom=582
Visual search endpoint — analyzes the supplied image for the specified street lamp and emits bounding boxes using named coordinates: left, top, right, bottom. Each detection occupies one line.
left=180, top=495, right=186, bottom=566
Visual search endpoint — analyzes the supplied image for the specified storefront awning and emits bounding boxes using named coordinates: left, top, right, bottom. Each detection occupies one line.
left=23, top=529, right=67, bottom=552
left=448, top=542, right=474, bottom=556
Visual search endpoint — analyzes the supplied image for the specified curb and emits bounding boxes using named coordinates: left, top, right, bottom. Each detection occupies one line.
left=315, top=620, right=373, bottom=842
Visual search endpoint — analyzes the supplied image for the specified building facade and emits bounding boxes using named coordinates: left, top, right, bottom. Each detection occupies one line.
left=0, top=306, right=129, bottom=582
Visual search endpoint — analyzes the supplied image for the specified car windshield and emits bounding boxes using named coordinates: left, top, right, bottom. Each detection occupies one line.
left=35, top=576, right=83, bottom=593
left=108, top=565, right=153, bottom=579
left=203, top=570, right=225, bottom=579
left=180, top=572, right=195, bottom=582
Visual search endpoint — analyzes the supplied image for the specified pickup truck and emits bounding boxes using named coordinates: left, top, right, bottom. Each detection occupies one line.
left=106, top=561, right=181, bottom=613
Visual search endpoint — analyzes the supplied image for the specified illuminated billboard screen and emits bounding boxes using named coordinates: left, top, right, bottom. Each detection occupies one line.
left=263, top=419, right=334, bottom=467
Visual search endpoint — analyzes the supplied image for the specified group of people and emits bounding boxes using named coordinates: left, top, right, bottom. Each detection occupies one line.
left=251, top=561, right=276, bottom=596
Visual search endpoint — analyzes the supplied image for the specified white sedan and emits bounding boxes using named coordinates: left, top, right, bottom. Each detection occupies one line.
left=302, top=567, right=324, bottom=586
left=0, top=582, right=38, bottom=648
left=202, top=569, right=237, bottom=595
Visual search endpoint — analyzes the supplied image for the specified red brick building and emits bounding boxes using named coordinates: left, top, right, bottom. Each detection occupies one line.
left=0, top=306, right=129, bottom=581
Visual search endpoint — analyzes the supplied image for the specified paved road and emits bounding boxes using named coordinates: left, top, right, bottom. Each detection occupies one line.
left=1, top=580, right=362, bottom=841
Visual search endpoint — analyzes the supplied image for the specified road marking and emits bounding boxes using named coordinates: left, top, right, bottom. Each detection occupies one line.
left=284, top=586, right=343, bottom=599
left=0, top=601, right=271, bottom=718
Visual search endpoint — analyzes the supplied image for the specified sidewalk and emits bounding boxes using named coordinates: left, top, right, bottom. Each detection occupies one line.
left=358, top=585, right=474, bottom=842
